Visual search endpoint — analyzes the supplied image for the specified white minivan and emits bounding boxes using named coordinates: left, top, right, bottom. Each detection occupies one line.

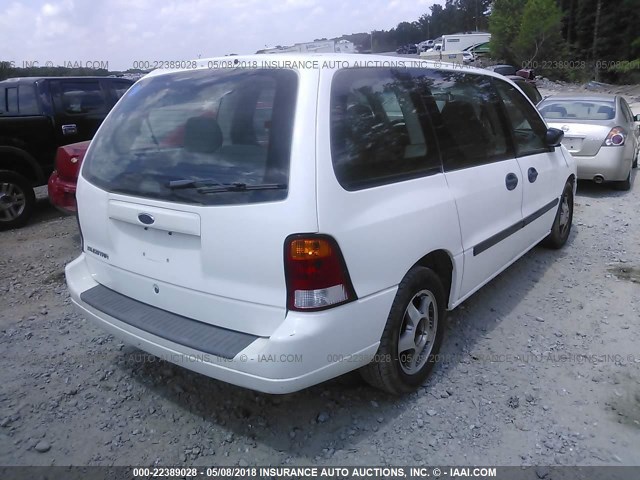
left=66, top=54, right=576, bottom=394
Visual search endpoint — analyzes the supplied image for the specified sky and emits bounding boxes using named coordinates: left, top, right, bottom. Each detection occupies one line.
left=3, top=0, right=444, bottom=71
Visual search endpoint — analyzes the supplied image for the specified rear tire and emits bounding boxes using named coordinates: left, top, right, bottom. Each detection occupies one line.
left=360, top=267, right=446, bottom=395
left=0, top=171, right=35, bottom=231
left=542, top=181, right=573, bottom=249
left=613, top=171, right=631, bottom=191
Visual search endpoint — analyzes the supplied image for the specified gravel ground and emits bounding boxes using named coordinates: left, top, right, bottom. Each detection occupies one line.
left=1, top=89, right=639, bottom=467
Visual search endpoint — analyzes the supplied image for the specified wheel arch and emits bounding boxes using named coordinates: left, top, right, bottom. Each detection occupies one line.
left=0, top=146, right=45, bottom=185
left=412, top=249, right=455, bottom=308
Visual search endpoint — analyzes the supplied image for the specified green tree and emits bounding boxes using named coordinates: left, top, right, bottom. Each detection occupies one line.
left=515, top=0, right=565, bottom=64
left=488, top=0, right=527, bottom=64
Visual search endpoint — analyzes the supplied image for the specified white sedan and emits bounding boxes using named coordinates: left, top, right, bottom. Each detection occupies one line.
left=539, top=94, right=640, bottom=190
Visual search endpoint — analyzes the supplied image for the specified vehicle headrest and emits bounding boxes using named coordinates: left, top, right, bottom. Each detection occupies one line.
left=542, top=105, right=567, bottom=116
left=597, top=106, right=614, bottom=117
left=441, top=100, right=477, bottom=123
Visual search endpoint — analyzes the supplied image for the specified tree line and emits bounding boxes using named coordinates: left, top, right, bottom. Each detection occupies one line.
left=490, top=0, right=639, bottom=82
left=0, top=62, right=144, bottom=81
left=341, top=0, right=639, bottom=83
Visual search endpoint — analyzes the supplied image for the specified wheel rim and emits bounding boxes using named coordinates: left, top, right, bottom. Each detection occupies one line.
left=398, top=289, right=438, bottom=375
left=558, top=193, right=571, bottom=237
left=0, top=182, right=27, bottom=222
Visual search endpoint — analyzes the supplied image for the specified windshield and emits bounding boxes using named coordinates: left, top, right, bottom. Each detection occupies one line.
left=82, top=68, right=298, bottom=205
left=539, top=99, right=615, bottom=120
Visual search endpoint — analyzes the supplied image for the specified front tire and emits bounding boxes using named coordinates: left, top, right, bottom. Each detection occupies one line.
left=360, top=267, right=446, bottom=395
left=0, top=171, right=35, bottom=231
left=542, top=181, right=573, bottom=249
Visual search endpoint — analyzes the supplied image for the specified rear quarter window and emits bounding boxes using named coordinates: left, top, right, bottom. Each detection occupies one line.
left=6, top=87, right=18, bottom=113
left=330, top=68, right=440, bottom=190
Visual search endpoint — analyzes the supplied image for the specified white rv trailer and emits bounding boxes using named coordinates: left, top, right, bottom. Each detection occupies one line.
left=441, top=32, right=491, bottom=52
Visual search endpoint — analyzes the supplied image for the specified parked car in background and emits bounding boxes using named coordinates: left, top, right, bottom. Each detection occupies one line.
left=462, top=51, right=475, bottom=64
left=48, top=141, right=90, bottom=213
left=539, top=94, right=639, bottom=190
left=396, top=44, right=418, bottom=54
left=418, top=40, right=435, bottom=52
left=67, top=54, right=576, bottom=395
left=0, top=76, right=134, bottom=229
left=485, top=64, right=518, bottom=76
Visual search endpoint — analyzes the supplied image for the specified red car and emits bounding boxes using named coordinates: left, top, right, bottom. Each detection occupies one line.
left=47, top=103, right=272, bottom=213
left=48, top=140, right=90, bottom=213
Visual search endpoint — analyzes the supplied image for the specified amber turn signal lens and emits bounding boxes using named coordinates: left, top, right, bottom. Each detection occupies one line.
left=289, top=239, right=332, bottom=260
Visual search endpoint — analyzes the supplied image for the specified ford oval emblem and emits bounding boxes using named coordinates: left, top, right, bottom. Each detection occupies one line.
left=138, top=213, right=155, bottom=225
left=561, top=125, right=570, bottom=132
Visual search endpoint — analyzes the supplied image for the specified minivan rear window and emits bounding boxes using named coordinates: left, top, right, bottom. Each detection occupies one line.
left=82, top=68, right=297, bottom=205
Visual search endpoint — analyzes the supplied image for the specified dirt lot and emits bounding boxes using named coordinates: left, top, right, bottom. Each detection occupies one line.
left=1, top=88, right=639, bottom=467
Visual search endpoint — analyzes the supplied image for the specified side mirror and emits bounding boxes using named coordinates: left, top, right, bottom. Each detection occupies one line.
left=546, top=127, right=564, bottom=147
left=634, top=114, right=640, bottom=122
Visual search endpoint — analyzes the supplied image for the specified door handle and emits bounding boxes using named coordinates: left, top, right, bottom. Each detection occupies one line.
left=62, top=124, right=78, bottom=135
left=505, top=173, right=518, bottom=191
left=528, top=167, right=538, bottom=183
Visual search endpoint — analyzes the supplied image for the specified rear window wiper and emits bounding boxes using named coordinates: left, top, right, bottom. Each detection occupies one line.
left=168, top=178, right=222, bottom=190
left=168, top=179, right=286, bottom=192
left=198, top=183, right=287, bottom=193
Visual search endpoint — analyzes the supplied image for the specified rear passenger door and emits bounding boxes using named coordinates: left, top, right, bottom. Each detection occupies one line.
left=49, top=79, right=109, bottom=147
left=493, top=79, right=565, bottom=245
left=433, top=71, right=525, bottom=300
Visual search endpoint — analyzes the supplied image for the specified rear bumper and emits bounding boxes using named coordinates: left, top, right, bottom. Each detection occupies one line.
left=65, top=254, right=395, bottom=394
left=48, top=171, right=77, bottom=213
left=573, top=147, right=631, bottom=182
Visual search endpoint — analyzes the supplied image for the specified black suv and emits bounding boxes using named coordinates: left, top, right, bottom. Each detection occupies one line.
left=0, top=76, right=133, bottom=229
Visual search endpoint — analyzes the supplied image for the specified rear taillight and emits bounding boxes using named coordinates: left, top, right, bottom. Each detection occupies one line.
left=603, top=127, right=626, bottom=146
left=284, top=234, right=357, bottom=311
left=55, top=145, right=85, bottom=180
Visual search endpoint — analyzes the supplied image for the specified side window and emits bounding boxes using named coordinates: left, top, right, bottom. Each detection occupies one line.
left=18, top=85, right=39, bottom=115
left=330, top=68, right=439, bottom=190
left=54, top=81, right=107, bottom=115
left=493, top=79, right=549, bottom=157
left=422, top=71, right=512, bottom=171
left=112, top=81, right=132, bottom=101
left=6, top=87, right=18, bottom=113
left=518, top=81, right=542, bottom=105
